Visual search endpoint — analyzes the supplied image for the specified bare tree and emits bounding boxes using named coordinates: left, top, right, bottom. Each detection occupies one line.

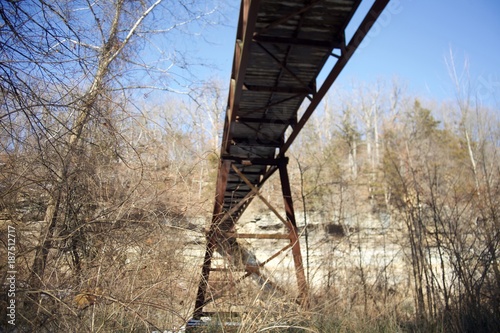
left=1, top=0, right=223, bottom=330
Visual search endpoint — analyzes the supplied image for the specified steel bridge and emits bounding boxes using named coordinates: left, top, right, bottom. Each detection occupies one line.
left=192, top=0, right=389, bottom=320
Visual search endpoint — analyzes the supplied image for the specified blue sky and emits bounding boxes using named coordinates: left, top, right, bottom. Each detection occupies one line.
left=200, top=0, right=500, bottom=107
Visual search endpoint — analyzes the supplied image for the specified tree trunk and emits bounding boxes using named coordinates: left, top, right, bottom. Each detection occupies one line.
left=29, top=193, right=61, bottom=286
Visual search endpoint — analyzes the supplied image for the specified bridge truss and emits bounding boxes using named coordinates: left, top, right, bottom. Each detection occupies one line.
left=193, top=0, right=390, bottom=319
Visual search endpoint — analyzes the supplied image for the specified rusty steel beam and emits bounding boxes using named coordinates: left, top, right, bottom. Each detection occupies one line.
left=253, top=42, right=317, bottom=94
left=222, top=0, right=262, bottom=154
left=253, top=35, right=343, bottom=49
left=224, top=232, right=291, bottom=239
left=215, top=192, right=255, bottom=227
left=217, top=164, right=279, bottom=227
left=280, top=0, right=391, bottom=156
left=243, top=84, right=312, bottom=95
left=217, top=165, right=278, bottom=223
left=193, top=159, right=232, bottom=319
left=231, top=164, right=290, bottom=228
left=236, top=94, right=304, bottom=116
left=278, top=161, right=309, bottom=306
left=193, top=233, right=216, bottom=319
left=221, top=156, right=286, bottom=166
left=236, top=117, right=296, bottom=126
left=254, top=0, right=323, bottom=36
left=259, top=243, right=293, bottom=267
left=212, top=160, right=232, bottom=220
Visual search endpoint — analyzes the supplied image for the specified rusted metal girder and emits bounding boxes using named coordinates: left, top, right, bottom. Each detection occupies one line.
left=221, top=0, right=261, bottom=155
left=253, top=35, right=344, bottom=48
left=279, top=161, right=308, bottom=306
left=193, top=159, right=231, bottom=319
left=255, top=0, right=323, bottom=36
left=224, top=232, right=290, bottom=239
left=253, top=42, right=317, bottom=95
left=231, top=163, right=289, bottom=226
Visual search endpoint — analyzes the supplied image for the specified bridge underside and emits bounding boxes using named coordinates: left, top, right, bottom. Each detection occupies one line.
left=193, top=0, right=389, bottom=319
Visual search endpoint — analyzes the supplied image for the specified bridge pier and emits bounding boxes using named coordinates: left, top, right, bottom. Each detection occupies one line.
left=192, top=157, right=309, bottom=318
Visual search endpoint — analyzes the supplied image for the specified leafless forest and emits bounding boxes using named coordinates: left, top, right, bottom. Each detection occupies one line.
left=1, top=1, right=499, bottom=332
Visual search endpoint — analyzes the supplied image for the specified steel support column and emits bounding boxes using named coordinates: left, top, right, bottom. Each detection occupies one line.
left=192, top=233, right=216, bottom=319
left=193, top=159, right=231, bottom=319
left=279, top=159, right=309, bottom=306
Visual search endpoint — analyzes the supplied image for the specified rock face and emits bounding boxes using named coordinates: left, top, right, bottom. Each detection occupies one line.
left=223, top=210, right=408, bottom=290
left=180, top=209, right=418, bottom=302
left=252, top=215, right=284, bottom=230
